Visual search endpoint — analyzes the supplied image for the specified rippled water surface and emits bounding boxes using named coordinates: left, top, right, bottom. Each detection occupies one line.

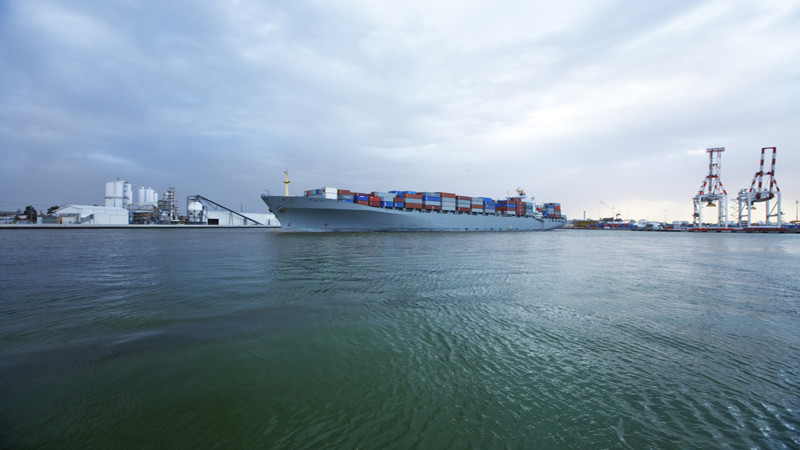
left=1, top=229, right=799, bottom=448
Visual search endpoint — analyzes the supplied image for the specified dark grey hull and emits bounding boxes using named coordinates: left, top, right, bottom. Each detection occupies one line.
left=261, top=195, right=566, bottom=232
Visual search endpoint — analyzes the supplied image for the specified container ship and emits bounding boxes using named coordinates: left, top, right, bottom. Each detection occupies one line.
left=261, top=187, right=566, bottom=232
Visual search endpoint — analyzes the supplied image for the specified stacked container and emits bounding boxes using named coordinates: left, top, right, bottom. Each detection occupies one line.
left=439, top=192, right=456, bottom=212
left=421, top=192, right=441, bottom=211
left=470, top=197, right=484, bottom=213
left=337, top=189, right=354, bottom=203
left=305, top=187, right=338, bottom=199
left=483, top=198, right=496, bottom=214
left=543, top=203, right=562, bottom=218
left=354, top=194, right=370, bottom=205
left=301, top=186, right=561, bottom=219
left=401, top=193, right=423, bottom=209
left=372, top=192, right=399, bottom=208
left=456, top=196, right=471, bottom=212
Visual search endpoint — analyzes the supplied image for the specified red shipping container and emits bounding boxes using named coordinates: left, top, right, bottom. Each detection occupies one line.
left=355, top=200, right=369, bottom=205
left=424, top=205, right=441, bottom=210
left=438, top=192, right=457, bottom=198
left=406, top=203, right=422, bottom=209
left=402, top=193, right=422, bottom=199
left=457, top=207, right=470, bottom=212
left=368, top=201, right=380, bottom=207
left=457, top=196, right=471, bottom=201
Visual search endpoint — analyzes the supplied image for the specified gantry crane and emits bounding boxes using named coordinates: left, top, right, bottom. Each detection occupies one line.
left=737, top=147, right=782, bottom=228
left=692, top=148, right=728, bottom=227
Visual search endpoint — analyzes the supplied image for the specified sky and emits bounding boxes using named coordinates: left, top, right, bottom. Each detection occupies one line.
left=1, top=0, right=799, bottom=222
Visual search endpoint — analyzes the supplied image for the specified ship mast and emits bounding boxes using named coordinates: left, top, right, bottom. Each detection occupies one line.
left=283, top=171, right=291, bottom=196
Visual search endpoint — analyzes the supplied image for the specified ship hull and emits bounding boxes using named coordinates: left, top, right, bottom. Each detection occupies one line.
left=261, top=195, right=566, bottom=232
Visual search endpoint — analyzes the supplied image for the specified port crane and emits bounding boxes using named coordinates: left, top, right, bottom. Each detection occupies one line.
left=736, top=147, right=782, bottom=228
left=599, top=201, right=620, bottom=221
left=692, top=147, right=728, bottom=227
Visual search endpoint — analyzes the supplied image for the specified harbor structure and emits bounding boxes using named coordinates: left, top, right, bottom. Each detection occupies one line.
left=50, top=178, right=277, bottom=227
left=692, top=147, right=729, bottom=228
left=54, top=205, right=130, bottom=225
left=186, top=195, right=279, bottom=226
left=737, top=147, right=782, bottom=228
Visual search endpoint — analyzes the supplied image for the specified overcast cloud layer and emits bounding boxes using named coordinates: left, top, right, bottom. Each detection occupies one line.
left=1, top=0, right=798, bottom=221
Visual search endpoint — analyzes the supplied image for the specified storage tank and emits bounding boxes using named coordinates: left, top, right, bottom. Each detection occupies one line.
left=138, top=186, right=146, bottom=204
left=146, top=188, right=156, bottom=206
left=124, top=183, right=133, bottom=208
left=105, top=181, right=116, bottom=207
left=105, top=179, right=127, bottom=208
left=115, top=179, right=125, bottom=197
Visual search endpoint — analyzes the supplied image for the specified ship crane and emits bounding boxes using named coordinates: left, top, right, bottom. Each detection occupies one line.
left=692, top=147, right=728, bottom=228
left=599, top=201, right=619, bottom=221
left=737, top=147, right=782, bottom=228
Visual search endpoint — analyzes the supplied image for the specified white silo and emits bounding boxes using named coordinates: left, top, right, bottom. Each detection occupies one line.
left=115, top=179, right=125, bottom=197
left=187, top=200, right=205, bottom=223
left=105, top=178, right=127, bottom=208
left=146, top=188, right=157, bottom=206
left=138, top=186, right=146, bottom=204
left=105, top=180, right=116, bottom=207
left=124, top=183, right=133, bottom=208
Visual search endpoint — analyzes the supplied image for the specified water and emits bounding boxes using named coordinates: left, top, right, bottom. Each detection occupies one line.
left=1, top=229, right=798, bottom=448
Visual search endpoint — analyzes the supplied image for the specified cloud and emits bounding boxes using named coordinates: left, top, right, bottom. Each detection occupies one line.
left=0, top=0, right=798, bottom=220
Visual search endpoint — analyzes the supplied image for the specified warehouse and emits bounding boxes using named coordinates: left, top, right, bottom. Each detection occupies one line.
left=205, top=211, right=278, bottom=226
left=54, top=205, right=129, bottom=225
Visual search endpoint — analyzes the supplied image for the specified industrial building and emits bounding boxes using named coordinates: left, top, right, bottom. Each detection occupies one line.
left=54, top=205, right=130, bottom=225
left=186, top=195, right=279, bottom=226
left=51, top=178, right=278, bottom=227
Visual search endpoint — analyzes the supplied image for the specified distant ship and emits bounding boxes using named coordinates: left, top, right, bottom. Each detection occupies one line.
left=261, top=187, right=566, bottom=232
